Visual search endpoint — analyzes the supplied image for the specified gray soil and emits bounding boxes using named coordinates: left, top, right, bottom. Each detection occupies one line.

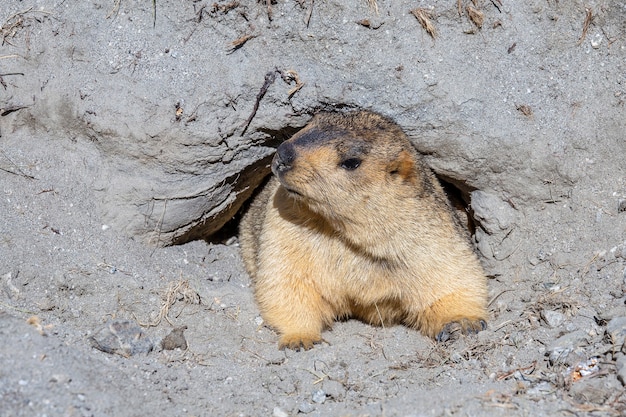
left=1, top=0, right=626, bottom=416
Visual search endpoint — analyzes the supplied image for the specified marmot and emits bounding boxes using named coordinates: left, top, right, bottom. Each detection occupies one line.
left=240, top=110, right=488, bottom=350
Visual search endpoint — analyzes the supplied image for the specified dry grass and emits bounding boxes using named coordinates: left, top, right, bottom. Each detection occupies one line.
left=2, top=7, right=52, bottom=47
left=466, top=5, right=484, bottom=29
left=139, top=279, right=200, bottom=327
left=526, top=290, right=580, bottom=321
left=367, top=0, right=379, bottom=15
left=410, top=8, right=437, bottom=39
left=577, top=8, right=593, bottom=46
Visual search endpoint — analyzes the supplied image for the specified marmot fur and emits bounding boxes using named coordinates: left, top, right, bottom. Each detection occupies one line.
left=240, top=110, right=488, bottom=350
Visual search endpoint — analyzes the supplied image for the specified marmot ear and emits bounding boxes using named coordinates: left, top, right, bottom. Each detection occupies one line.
left=389, top=150, right=417, bottom=183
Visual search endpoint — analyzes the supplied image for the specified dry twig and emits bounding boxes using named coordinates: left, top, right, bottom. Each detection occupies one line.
left=490, top=0, right=502, bottom=13
left=577, top=8, right=593, bottom=46
left=227, top=34, right=257, bottom=53
left=211, top=1, right=240, bottom=16
left=0, top=149, right=36, bottom=179
left=2, top=8, right=30, bottom=45
left=241, top=70, right=277, bottom=135
left=516, top=104, right=533, bottom=118
left=278, top=69, right=305, bottom=98
left=241, top=68, right=305, bottom=135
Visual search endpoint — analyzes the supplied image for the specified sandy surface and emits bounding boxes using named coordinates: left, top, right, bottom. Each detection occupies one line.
left=2, top=108, right=626, bottom=417
left=2, top=1, right=626, bottom=416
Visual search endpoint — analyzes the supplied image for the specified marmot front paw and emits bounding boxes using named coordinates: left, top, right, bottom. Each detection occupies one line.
left=436, top=319, right=487, bottom=342
left=278, top=333, right=322, bottom=351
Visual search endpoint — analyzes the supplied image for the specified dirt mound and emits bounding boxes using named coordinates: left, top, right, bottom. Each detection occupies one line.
left=1, top=0, right=625, bottom=415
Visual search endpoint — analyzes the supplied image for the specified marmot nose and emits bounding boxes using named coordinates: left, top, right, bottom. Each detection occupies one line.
left=273, top=142, right=296, bottom=174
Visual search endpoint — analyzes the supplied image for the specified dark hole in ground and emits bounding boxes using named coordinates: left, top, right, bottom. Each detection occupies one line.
left=437, top=174, right=478, bottom=236
left=207, top=174, right=273, bottom=244
left=203, top=126, right=303, bottom=244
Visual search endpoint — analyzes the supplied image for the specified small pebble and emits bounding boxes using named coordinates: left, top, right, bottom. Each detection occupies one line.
left=547, top=330, right=588, bottom=365
left=273, top=407, right=289, bottom=417
left=541, top=310, right=565, bottom=328
left=161, top=326, right=188, bottom=351
left=50, top=374, right=71, bottom=384
left=470, top=190, right=518, bottom=234
left=298, top=402, right=315, bottom=414
left=509, top=332, right=525, bottom=347
left=37, top=297, right=56, bottom=311
left=311, top=389, right=326, bottom=404
left=3, top=272, right=20, bottom=298
left=89, top=320, right=153, bottom=357
left=607, top=317, right=626, bottom=346
left=450, top=352, right=463, bottom=363
left=537, top=249, right=549, bottom=262
left=590, top=33, right=602, bottom=49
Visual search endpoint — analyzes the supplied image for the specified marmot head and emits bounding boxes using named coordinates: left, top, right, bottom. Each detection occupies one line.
left=271, top=111, right=425, bottom=229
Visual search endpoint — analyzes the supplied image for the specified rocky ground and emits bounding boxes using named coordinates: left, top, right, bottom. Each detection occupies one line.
left=2, top=0, right=626, bottom=416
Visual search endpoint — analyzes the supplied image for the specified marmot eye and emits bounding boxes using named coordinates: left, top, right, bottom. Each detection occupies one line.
left=340, top=158, right=361, bottom=170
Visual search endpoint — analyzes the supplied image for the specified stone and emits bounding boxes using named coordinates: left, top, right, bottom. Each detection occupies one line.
left=541, top=310, right=565, bottom=328
left=89, top=320, right=153, bottom=357
left=161, top=326, right=188, bottom=351
left=298, top=402, right=315, bottom=414
left=470, top=190, right=518, bottom=235
left=607, top=317, right=626, bottom=346
left=311, top=389, right=327, bottom=404
left=546, top=330, right=589, bottom=365
left=272, top=407, right=289, bottom=417
left=3, top=272, right=20, bottom=299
